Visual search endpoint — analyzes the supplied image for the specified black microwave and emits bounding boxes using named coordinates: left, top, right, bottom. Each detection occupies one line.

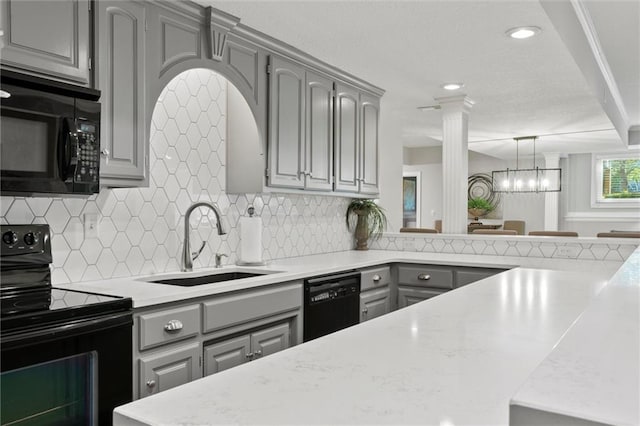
left=0, top=69, right=101, bottom=196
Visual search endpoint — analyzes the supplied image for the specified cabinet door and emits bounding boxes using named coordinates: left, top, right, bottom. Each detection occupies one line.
left=304, top=70, right=333, bottom=191
left=0, top=0, right=91, bottom=85
left=139, top=342, right=201, bottom=398
left=333, top=82, right=360, bottom=192
left=267, top=56, right=305, bottom=188
left=250, top=322, right=290, bottom=359
left=360, top=287, right=390, bottom=322
left=97, top=1, right=147, bottom=185
left=359, top=93, right=380, bottom=195
left=397, top=286, right=446, bottom=309
left=203, top=335, right=251, bottom=376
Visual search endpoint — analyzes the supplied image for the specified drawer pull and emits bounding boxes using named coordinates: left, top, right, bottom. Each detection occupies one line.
left=362, top=307, right=368, bottom=315
left=417, top=274, right=431, bottom=281
left=372, top=274, right=381, bottom=282
left=146, top=380, right=156, bottom=388
left=254, top=350, right=262, bottom=358
left=164, top=319, right=184, bottom=332
left=245, top=352, right=254, bottom=360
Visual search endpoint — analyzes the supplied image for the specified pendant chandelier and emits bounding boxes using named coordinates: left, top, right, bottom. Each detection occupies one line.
left=491, top=136, right=561, bottom=193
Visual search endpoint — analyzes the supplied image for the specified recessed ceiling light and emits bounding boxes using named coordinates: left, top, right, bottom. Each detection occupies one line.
left=441, top=83, right=464, bottom=91
left=506, top=26, right=541, bottom=39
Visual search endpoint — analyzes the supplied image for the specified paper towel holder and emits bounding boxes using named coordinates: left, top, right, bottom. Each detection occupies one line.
left=237, top=206, right=267, bottom=266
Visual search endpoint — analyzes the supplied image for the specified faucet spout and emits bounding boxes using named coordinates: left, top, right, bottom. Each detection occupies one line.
left=182, top=202, right=226, bottom=272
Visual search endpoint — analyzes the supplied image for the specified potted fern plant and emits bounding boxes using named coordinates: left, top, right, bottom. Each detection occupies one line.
left=346, top=199, right=387, bottom=250
left=468, top=197, right=495, bottom=221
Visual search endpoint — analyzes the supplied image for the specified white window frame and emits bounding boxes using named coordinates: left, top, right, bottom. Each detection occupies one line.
left=591, top=152, right=640, bottom=208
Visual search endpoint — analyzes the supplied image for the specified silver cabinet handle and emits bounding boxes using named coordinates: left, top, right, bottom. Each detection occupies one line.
left=372, top=274, right=381, bottom=282
left=362, top=307, right=368, bottom=315
left=164, top=319, right=183, bottom=332
left=245, top=352, right=254, bottom=360
left=254, top=350, right=262, bottom=358
left=100, top=148, right=110, bottom=157
left=417, top=274, right=431, bottom=281
left=146, top=380, right=156, bottom=388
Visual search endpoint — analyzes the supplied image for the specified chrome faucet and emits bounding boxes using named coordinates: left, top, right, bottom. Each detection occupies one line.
left=182, top=202, right=226, bottom=272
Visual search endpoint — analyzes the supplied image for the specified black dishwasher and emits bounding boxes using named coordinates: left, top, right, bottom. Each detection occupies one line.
left=303, top=271, right=361, bottom=342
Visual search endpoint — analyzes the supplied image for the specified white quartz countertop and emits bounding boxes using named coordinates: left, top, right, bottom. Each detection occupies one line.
left=113, top=267, right=613, bottom=425
left=56, top=250, right=619, bottom=308
left=510, top=248, right=640, bottom=425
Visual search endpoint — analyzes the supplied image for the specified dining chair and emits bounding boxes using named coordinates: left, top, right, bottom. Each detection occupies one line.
left=503, top=220, right=525, bottom=235
left=528, top=231, right=579, bottom=237
left=596, top=232, right=640, bottom=238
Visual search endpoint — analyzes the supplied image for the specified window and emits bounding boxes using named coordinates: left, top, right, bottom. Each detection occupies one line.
left=592, top=152, right=640, bottom=207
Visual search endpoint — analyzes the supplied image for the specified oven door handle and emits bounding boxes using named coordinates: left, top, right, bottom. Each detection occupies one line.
left=1, top=311, right=132, bottom=350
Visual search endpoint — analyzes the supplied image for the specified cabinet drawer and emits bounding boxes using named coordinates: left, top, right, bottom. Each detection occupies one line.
left=360, top=266, right=391, bottom=291
left=138, top=305, right=200, bottom=351
left=397, top=265, right=453, bottom=289
left=203, top=283, right=301, bottom=334
left=455, top=268, right=504, bottom=288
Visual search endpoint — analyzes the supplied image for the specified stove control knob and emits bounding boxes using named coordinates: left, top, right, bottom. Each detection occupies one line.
left=23, top=232, right=38, bottom=246
left=2, top=231, right=17, bottom=245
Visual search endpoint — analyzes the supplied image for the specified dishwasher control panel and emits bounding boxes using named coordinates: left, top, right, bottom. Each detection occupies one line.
left=309, top=283, right=359, bottom=303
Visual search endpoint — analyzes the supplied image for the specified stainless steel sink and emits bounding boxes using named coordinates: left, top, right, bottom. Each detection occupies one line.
left=149, top=271, right=266, bottom=287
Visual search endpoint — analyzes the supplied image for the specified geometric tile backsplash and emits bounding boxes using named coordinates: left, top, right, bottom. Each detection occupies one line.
left=0, top=69, right=352, bottom=284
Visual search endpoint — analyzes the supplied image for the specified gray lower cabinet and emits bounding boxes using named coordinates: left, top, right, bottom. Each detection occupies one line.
left=139, top=341, right=202, bottom=398
left=397, top=286, right=446, bottom=308
left=97, top=0, right=147, bottom=186
left=360, top=287, right=390, bottom=322
left=204, top=322, right=290, bottom=376
left=203, top=334, right=251, bottom=375
left=0, top=0, right=92, bottom=85
left=395, top=264, right=505, bottom=308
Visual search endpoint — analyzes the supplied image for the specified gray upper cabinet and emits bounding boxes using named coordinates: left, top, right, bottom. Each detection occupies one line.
left=0, top=0, right=92, bottom=86
left=304, top=70, right=334, bottom=191
left=267, top=56, right=306, bottom=189
left=359, top=93, right=380, bottom=195
left=97, top=0, right=147, bottom=186
left=334, top=82, right=360, bottom=193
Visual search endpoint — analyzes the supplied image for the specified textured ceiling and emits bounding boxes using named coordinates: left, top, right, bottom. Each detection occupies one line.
left=199, top=0, right=637, bottom=159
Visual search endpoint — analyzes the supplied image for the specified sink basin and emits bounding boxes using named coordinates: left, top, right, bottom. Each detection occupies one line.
left=149, top=272, right=266, bottom=287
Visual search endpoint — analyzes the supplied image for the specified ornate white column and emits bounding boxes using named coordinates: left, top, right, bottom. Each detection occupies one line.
left=435, top=95, right=474, bottom=234
left=544, top=153, right=560, bottom=231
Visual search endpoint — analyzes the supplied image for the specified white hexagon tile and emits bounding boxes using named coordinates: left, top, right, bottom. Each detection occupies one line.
left=0, top=69, right=352, bottom=284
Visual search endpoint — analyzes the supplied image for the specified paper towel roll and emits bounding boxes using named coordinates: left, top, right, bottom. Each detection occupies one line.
left=239, top=215, right=263, bottom=264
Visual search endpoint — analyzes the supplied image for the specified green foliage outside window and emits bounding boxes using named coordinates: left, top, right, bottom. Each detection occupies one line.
left=602, top=158, right=640, bottom=199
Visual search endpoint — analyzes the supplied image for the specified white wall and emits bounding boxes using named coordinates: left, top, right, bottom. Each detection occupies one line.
left=378, top=97, right=404, bottom=232
left=559, top=154, right=640, bottom=236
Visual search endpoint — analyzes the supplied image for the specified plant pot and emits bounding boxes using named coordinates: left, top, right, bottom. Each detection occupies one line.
left=468, top=208, right=486, bottom=219
left=354, top=211, right=369, bottom=250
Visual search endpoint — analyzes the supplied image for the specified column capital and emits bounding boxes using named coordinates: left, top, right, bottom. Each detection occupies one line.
left=434, top=95, right=475, bottom=113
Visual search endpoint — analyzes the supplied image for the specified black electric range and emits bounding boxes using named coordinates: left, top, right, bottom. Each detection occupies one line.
left=1, top=224, right=133, bottom=426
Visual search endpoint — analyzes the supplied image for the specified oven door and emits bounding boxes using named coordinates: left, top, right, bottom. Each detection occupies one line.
left=1, top=312, right=132, bottom=426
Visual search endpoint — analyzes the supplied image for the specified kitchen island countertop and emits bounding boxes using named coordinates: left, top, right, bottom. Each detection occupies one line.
left=111, top=247, right=639, bottom=425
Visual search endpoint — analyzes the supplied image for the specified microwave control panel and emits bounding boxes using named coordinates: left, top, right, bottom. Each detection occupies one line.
left=74, top=120, right=99, bottom=183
